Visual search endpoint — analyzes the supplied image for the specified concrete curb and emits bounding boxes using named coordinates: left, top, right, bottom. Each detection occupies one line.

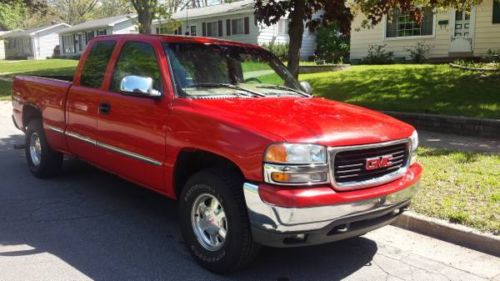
left=392, top=211, right=500, bottom=257
left=383, top=111, right=500, bottom=139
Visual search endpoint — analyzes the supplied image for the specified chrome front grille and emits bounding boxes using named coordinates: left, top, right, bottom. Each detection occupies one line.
left=329, top=139, right=410, bottom=190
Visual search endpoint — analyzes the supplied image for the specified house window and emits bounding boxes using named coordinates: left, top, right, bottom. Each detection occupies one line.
left=62, top=35, right=74, bottom=54
left=85, top=31, right=94, bottom=43
left=386, top=8, right=434, bottom=38
left=231, top=18, right=245, bottom=35
left=206, top=21, right=219, bottom=36
left=190, top=25, right=196, bottom=36
left=97, top=29, right=107, bottom=36
left=493, top=0, right=500, bottom=24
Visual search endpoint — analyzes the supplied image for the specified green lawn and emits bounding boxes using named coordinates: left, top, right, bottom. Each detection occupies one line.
left=413, top=147, right=500, bottom=233
left=0, top=59, right=77, bottom=77
left=0, top=80, right=11, bottom=100
left=300, top=64, right=500, bottom=119
left=0, top=59, right=78, bottom=100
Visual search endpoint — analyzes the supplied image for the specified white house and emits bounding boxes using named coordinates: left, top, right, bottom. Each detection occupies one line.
left=0, top=31, right=9, bottom=60
left=153, top=0, right=317, bottom=59
left=350, top=0, right=500, bottom=61
left=59, top=14, right=138, bottom=57
left=1, top=23, right=70, bottom=60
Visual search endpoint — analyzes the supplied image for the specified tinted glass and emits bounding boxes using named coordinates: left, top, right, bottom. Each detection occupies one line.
left=111, top=42, right=162, bottom=93
left=80, top=40, right=116, bottom=88
left=164, top=43, right=302, bottom=97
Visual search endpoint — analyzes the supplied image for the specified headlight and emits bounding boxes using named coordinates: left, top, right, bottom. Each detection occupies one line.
left=264, top=143, right=326, bottom=164
left=410, top=130, right=419, bottom=164
left=263, top=143, right=329, bottom=185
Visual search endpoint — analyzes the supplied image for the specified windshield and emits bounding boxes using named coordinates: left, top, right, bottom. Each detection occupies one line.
left=163, top=42, right=305, bottom=97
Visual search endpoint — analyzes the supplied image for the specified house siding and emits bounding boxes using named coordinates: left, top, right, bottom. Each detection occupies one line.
left=59, top=19, right=136, bottom=57
left=4, top=37, right=34, bottom=59
left=0, top=39, right=5, bottom=60
left=33, top=26, right=69, bottom=59
left=473, top=0, right=500, bottom=55
left=351, top=0, right=500, bottom=60
left=350, top=12, right=450, bottom=60
left=156, top=11, right=316, bottom=59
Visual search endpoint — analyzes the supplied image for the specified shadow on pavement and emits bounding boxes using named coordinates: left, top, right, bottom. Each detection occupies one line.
left=0, top=134, right=378, bottom=280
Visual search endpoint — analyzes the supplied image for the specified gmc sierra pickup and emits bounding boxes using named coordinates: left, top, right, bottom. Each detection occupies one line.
left=12, top=34, right=422, bottom=273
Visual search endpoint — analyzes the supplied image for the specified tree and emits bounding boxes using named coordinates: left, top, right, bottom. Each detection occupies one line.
left=254, top=0, right=483, bottom=78
left=93, top=0, right=132, bottom=19
left=0, top=1, right=26, bottom=30
left=254, top=0, right=352, bottom=78
left=48, top=0, right=99, bottom=25
left=130, top=0, right=158, bottom=34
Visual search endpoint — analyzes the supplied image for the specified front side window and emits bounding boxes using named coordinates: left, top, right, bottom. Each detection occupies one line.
left=80, top=40, right=116, bottom=88
left=164, top=42, right=304, bottom=98
left=110, top=41, right=162, bottom=93
left=386, top=8, right=434, bottom=38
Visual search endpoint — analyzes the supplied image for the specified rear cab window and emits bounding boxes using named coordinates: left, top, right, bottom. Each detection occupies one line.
left=80, top=40, right=116, bottom=88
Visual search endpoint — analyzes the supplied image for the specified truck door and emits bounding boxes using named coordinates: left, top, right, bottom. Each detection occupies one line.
left=65, top=40, right=117, bottom=165
left=96, top=40, right=168, bottom=191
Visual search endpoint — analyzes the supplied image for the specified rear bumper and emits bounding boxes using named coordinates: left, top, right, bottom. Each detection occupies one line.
left=243, top=164, right=421, bottom=247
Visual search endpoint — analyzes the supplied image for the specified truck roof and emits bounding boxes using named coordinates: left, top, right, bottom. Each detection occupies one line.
left=93, top=34, right=265, bottom=50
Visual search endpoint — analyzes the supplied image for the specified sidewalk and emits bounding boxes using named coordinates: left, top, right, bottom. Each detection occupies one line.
left=419, top=130, right=499, bottom=153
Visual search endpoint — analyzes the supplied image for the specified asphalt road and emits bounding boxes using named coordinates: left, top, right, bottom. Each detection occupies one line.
left=0, top=101, right=499, bottom=281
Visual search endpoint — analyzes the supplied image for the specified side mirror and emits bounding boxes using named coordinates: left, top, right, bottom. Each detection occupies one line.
left=120, top=75, right=162, bottom=98
left=300, top=81, right=313, bottom=95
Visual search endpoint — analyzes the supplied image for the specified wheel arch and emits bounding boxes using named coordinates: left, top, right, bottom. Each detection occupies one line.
left=22, top=104, right=42, bottom=129
left=173, top=148, right=245, bottom=198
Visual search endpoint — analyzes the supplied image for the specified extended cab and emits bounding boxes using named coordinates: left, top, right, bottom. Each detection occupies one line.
left=12, top=34, right=422, bottom=273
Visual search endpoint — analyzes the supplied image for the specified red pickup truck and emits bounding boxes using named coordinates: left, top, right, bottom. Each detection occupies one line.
left=12, top=34, right=422, bottom=273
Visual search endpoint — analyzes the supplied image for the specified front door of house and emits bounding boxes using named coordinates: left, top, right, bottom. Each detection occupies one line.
left=449, top=10, right=474, bottom=55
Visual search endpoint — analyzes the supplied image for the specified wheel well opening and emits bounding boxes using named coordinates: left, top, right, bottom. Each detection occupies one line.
left=22, top=105, right=42, bottom=129
left=174, top=150, right=244, bottom=197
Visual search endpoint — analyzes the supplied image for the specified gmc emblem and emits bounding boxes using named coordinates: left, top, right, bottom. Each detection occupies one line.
left=365, top=155, right=393, bottom=170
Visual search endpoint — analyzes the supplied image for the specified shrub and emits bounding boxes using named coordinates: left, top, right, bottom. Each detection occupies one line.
left=486, top=49, right=500, bottom=62
left=261, top=42, right=289, bottom=61
left=406, top=42, right=432, bottom=63
left=362, top=44, right=393, bottom=64
left=314, top=24, right=350, bottom=64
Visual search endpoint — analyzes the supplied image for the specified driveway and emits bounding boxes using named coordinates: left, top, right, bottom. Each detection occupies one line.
left=0, top=101, right=499, bottom=281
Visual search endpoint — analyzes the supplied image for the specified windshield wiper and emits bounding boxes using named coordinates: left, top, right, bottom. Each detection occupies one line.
left=256, top=85, right=311, bottom=97
left=189, top=83, right=266, bottom=98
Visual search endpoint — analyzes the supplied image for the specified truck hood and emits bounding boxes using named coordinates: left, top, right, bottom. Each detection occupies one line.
left=188, top=97, right=415, bottom=147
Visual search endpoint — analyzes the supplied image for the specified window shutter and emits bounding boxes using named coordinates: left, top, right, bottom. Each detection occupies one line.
left=202, top=22, right=207, bottom=36
left=226, top=19, right=231, bottom=36
left=493, top=0, right=500, bottom=24
left=244, top=17, right=250, bottom=34
left=218, top=20, right=223, bottom=36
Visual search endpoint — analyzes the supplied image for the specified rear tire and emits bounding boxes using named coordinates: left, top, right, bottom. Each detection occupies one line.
left=178, top=168, right=260, bottom=274
left=25, top=119, right=63, bottom=178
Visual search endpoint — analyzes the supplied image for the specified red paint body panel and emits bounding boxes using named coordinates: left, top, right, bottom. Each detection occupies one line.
left=12, top=34, right=421, bottom=207
left=12, top=76, right=71, bottom=152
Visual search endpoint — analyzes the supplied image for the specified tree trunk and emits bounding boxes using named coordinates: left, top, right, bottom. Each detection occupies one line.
left=138, top=11, right=153, bottom=34
left=287, top=0, right=305, bottom=78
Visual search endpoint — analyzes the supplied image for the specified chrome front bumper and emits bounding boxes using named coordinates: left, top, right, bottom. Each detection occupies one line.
left=243, top=182, right=418, bottom=246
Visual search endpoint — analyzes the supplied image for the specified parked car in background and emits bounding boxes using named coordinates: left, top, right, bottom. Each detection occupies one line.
left=11, top=34, right=422, bottom=273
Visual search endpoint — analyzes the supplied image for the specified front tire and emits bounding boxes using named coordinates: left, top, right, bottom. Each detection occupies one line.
left=179, top=168, right=260, bottom=273
left=25, top=119, right=63, bottom=178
